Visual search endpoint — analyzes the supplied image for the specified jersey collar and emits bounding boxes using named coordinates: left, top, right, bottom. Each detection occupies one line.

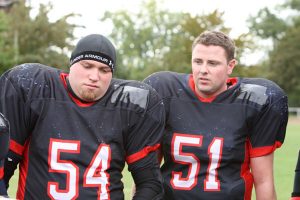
left=188, top=74, right=238, bottom=103
left=60, top=73, right=96, bottom=107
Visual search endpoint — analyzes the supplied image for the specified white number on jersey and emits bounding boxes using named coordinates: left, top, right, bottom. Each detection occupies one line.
left=171, top=133, right=223, bottom=191
left=48, top=139, right=111, bottom=200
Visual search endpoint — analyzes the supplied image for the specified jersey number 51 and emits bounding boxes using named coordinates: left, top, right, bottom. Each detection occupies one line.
left=171, top=133, right=223, bottom=191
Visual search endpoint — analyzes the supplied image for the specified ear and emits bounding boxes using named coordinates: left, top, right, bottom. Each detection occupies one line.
left=227, top=59, right=237, bottom=75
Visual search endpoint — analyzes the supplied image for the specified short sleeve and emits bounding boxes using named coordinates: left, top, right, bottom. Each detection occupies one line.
left=249, top=90, right=288, bottom=157
left=0, top=68, right=32, bottom=159
left=125, top=88, right=165, bottom=166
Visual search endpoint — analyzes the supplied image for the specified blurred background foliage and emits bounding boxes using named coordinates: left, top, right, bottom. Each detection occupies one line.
left=0, top=0, right=299, bottom=105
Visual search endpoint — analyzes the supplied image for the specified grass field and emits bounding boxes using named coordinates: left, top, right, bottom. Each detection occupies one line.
left=273, top=118, right=300, bottom=200
left=8, top=117, right=300, bottom=199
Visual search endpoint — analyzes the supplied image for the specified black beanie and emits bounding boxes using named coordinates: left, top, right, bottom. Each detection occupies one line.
left=70, top=34, right=116, bottom=72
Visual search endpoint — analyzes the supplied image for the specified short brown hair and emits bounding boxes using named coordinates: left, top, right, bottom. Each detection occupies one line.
left=192, top=31, right=235, bottom=61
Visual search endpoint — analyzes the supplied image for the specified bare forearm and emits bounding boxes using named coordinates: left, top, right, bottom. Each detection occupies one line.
left=251, top=153, right=276, bottom=200
left=254, top=181, right=276, bottom=200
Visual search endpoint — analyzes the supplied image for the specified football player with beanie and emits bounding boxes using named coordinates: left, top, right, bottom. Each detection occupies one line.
left=0, top=34, right=165, bottom=199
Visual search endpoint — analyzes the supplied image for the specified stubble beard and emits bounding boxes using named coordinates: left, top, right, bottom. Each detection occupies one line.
left=79, top=89, right=99, bottom=102
left=195, top=82, right=214, bottom=97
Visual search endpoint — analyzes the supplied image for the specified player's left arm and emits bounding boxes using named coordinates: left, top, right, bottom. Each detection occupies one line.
left=125, top=85, right=165, bottom=200
left=130, top=152, right=163, bottom=200
left=248, top=82, right=288, bottom=200
left=251, top=153, right=276, bottom=200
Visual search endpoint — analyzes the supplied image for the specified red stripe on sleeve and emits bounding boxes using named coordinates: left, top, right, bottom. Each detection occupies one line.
left=16, top=140, right=30, bottom=200
left=10, top=140, right=24, bottom=156
left=0, top=167, right=3, bottom=179
left=291, top=197, right=300, bottom=200
left=126, top=144, right=160, bottom=164
left=249, top=141, right=282, bottom=158
left=240, top=140, right=253, bottom=200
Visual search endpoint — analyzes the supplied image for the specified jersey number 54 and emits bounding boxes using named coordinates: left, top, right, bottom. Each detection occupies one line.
left=47, top=138, right=111, bottom=200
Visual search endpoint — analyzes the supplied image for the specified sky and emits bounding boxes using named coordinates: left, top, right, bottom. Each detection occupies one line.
left=30, top=0, right=285, bottom=38
left=30, top=0, right=286, bottom=64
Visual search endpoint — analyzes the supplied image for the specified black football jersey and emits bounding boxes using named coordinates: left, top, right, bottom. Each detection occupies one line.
left=144, top=71, right=288, bottom=200
left=0, top=112, right=9, bottom=181
left=0, top=63, right=165, bottom=200
left=291, top=150, right=300, bottom=198
left=0, top=160, right=3, bottom=182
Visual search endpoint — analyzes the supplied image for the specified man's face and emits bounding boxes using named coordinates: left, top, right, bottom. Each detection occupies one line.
left=68, top=60, right=112, bottom=102
left=191, top=44, right=236, bottom=99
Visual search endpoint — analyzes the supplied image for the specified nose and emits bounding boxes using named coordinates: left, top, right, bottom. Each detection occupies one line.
left=88, top=68, right=100, bottom=81
left=199, top=63, right=208, bottom=74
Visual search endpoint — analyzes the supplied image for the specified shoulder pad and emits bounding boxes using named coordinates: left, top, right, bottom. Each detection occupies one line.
left=111, top=84, right=149, bottom=109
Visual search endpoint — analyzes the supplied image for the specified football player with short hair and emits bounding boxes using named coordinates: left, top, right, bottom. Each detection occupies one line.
left=0, top=34, right=165, bottom=199
left=0, top=112, right=9, bottom=197
left=144, top=30, right=289, bottom=200
left=291, top=150, right=300, bottom=200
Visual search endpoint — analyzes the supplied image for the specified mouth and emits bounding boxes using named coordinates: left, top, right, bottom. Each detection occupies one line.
left=84, top=83, right=99, bottom=89
left=198, top=77, right=210, bottom=84
left=199, top=77, right=209, bottom=81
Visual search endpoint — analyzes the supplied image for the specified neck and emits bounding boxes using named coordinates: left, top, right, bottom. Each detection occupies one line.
left=66, top=77, right=91, bottom=103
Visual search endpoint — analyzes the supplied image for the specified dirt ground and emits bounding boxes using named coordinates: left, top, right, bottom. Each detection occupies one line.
left=288, top=116, right=300, bottom=125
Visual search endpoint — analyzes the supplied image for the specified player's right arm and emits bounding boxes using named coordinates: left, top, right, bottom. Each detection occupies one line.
left=0, top=112, right=9, bottom=161
left=0, top=112, right=10, bottom=196
left=0, top=65, right=34, bottom=187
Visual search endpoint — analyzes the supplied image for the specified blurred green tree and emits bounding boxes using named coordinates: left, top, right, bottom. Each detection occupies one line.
left=248, top=0, right=300, bottom=106
left=0, top=11, right=10, bottom=73
left=101, top=0, right=255, bottom=80
left=0, top=1, right=76, bottom=74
